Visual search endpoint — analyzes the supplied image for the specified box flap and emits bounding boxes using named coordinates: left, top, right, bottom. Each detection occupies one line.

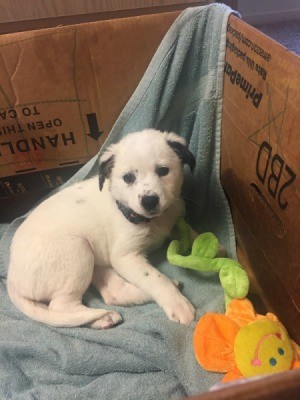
left=0, top=11, right=179, bottom=219
left=221, top=15, right=300, bottom=341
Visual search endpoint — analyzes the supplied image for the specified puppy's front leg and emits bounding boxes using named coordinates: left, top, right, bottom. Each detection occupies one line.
left=111, top=253, right=195, bottom=325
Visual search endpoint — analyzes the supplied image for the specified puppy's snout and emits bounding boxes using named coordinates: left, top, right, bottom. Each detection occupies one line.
left=141, top=195, right=159, bottom=211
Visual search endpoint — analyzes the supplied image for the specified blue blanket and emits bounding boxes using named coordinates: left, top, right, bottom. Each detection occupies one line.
left=0, top=4, right=236, bottom=399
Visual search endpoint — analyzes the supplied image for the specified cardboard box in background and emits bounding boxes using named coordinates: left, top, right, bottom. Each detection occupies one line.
left=0, top=7, right=300, bottom=399
left=221, top=15, right=300, bottom=342
left=1, top=7, right=299, bottom=342
left=0, top=11, right=179, bottom=220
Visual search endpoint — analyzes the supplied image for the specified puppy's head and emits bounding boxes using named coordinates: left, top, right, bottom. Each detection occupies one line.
left=99, top=129, right=195, bottom=219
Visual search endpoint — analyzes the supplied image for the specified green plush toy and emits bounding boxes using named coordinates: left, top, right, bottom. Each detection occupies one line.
left=167, top=218, right=249, bottom=307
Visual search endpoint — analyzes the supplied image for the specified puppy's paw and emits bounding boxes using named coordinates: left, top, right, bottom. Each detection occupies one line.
left=88, top=311, right=122, bottom=330
left=163, top=294, right=195, bottom=325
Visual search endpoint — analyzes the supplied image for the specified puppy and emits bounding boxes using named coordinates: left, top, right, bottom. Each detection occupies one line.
left=7, top=129, right=196, bottom=329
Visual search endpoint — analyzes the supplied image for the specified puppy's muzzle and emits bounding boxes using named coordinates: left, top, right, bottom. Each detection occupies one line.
left=141, top=195, right=159, bottom=211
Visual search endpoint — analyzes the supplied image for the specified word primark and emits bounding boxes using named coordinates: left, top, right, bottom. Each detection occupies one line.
left=224, top=61, right=263, bottom=109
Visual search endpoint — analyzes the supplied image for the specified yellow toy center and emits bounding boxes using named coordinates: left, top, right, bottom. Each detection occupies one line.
left=234, top=320, right=294, bottom=378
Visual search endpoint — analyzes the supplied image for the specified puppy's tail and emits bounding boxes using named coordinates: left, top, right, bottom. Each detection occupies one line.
left=7, top=282, right=119, bottom=328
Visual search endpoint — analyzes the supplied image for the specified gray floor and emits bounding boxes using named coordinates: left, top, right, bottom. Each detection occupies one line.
left=254, top=19, right=300, bottom=55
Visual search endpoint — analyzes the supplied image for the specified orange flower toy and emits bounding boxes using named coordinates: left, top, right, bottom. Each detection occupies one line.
left=193, top=299, right=300, bottom=382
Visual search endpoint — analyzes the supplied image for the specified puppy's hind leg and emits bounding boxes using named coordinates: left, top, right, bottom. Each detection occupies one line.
left=45, top=240, right=122, bottom=329
left=49, top=294, right=122, bottom=329
left=92, top=267, right=153, bottom=306
left=8, top=236, right=122, bottom=329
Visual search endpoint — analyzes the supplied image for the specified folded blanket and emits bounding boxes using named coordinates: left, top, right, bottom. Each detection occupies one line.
left=0, top=4, right=236, bottom=399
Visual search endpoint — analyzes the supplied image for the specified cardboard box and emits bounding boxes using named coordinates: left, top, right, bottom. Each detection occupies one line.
left=1, top=4, right=298, bottom=341
left=0, top=11, right=179, bottom=220
left=221, top=15, right=300, bottom=342
left=0, top=6, right=300, bottom=400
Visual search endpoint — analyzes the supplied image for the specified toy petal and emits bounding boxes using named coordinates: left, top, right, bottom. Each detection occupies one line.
left=265, top=312, right=279, bottom=322
left=292, top=340, right=300, bottom=360
left=292, top=360, right=300, bottom=369
left=226, top=299, right=257, bottom=327
left=194, top=313, right=239, bottom=373
left=222, top=366, right=242, bottom=383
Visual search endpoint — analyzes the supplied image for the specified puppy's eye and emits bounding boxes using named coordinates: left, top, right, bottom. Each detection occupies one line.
left=156, top=166, right=169, bottom=177
left=123, top=172, right=136, bottom=184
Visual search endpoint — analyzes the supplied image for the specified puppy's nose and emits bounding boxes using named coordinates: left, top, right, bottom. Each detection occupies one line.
left=141, top=195, right=159, bottom=211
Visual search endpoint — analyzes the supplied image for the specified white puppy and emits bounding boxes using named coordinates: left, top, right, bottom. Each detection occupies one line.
left=7, top=129, right=196, bottom=329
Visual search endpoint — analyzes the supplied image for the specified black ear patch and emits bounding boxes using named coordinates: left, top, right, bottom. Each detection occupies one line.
left=99, top=155, right=114, bottom=191
left=167, top=140, right=195, bottom=172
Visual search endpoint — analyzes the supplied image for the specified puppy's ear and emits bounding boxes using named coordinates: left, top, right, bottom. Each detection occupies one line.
left=166, top=133, right=195, bottom=172
left=99, top=145, right=116, bottom=191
